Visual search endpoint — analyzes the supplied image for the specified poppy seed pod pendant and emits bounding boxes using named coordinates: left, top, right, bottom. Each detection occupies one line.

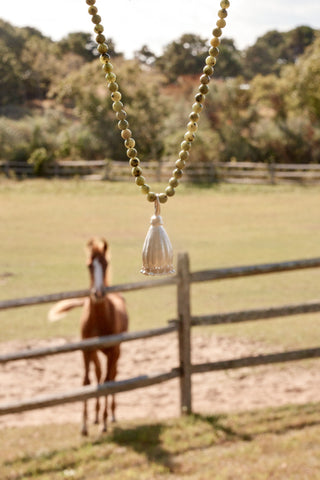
left=141, top=196, right=175, bottom=275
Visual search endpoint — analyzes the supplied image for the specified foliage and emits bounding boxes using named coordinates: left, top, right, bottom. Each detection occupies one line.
left=242, top=26, right=316, bottom=79
left=0, top=17, right=319, bottom=165
left=27, top=147, right=52, bottom=176
left=156, top=33, right=209, bottom=83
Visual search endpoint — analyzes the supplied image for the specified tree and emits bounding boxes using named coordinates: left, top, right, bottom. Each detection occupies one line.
left=243, top=26, right=318, bottom=79
left=282, top=36, right=320, bottom=120
left=282, top=26, right=316, bottom=62
left=215, top=38, right=243, bottom=78
left=57, top=32, right=96, bottom=61
left=243, top=38, right=279, bottom=78
left=156, top=33, right=208, bottom=82
left=0, top=39, right=25, bottom=105
left=134, top=45, right=156, bottom=66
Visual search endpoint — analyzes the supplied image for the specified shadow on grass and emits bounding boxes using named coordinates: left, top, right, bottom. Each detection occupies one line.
left=105, top=413, right=251, bottom=473
left=109, top=423, right=175, bottom=472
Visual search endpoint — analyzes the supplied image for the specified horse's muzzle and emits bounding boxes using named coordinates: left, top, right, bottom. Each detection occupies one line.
left=91, top=288, right=105, bottom=301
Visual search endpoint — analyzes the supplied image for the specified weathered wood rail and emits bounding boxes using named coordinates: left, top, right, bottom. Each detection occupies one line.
left=1, top=159, right=320, bottom=185
left=1, top=254, right=320, bottom=417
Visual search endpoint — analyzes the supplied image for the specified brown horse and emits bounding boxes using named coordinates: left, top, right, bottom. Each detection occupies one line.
left=48, top=238, right=128, bottom=435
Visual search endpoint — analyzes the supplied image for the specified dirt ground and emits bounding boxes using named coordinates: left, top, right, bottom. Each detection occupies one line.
left=1, top=333, right=320, bottom=429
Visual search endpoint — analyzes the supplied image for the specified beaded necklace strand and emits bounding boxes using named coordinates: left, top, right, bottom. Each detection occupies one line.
left=85, top=0, right=231, bottom=275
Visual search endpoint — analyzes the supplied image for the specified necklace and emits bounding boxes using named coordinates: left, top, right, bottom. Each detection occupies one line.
left=85, top=0, right=231, bottom=275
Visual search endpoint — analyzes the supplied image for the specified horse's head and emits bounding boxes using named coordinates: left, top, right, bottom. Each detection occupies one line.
left=86, top=237, right=109, bottom=301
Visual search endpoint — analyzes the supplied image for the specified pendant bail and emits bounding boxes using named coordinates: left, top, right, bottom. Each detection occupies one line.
left=141, top=195, right=175, bottom=276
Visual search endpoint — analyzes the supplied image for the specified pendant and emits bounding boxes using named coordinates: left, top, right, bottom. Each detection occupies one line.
left=141, top=196, right=175, bottom=276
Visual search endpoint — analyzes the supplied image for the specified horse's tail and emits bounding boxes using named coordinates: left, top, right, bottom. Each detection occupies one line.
left=48, top=298, right=86, bottom=322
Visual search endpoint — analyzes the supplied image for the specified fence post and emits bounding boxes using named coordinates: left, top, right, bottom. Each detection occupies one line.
left=177, top=252, right=192, bottom=415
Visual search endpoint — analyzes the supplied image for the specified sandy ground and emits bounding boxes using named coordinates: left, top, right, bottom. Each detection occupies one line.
left=1, top=333, right=320, bottom=429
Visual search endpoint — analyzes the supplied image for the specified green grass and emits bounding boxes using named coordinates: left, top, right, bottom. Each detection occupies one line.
left=1, top=403, right=320, bottom=479
left=1, top=179, right=320, bottom=347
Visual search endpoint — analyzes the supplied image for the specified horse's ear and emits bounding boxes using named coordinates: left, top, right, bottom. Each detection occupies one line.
left=85, top=239, right=94, bottom=262
left=102, top=238, right=108, bottom=255
left=86, top=239, right=94, bottom=252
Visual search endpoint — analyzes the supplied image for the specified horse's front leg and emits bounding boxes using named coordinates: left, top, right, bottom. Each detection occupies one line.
left=92, top=351, right=102, bottom=425
left=102, top=347, right=119, bottom=432
left=81, top=351, right=91, bottom=436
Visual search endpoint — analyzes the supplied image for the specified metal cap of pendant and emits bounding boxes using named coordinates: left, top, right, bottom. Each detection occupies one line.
left=141, top=196, right=175, bottom=275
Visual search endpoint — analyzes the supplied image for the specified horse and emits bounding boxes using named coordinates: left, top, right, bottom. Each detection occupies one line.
left=48, top=237, right=129, bottom=435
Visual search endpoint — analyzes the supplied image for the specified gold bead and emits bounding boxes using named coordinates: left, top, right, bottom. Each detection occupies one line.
left=176, top=159, right=186, bottom=169
left=184, top=131, right=195, bottom=142
left=112, top=101, right=123, bottom=112
left=118, top=119, right=129, bottom=130
left=181, top=141, right=192, bottom=151
left=116, top=110, right=127, bottom=120
left=159, top=193, right=168, bottom=204
left=210, top=37, right=220, bottom=47
left=195, top=93, right=205, bottom=103
left=218, top=8, right=228, bottom=18
left=105, top=72, right=116, bottom=82
left=132, top=166, right=142, bottom=177
left=88, top=6, right=98, bottom=15
left=100, top=53, right=110, bottom=63
left=189, top=112, right=200, bottom=122
left=125, top=138, right=135, bottom=148
left=108, top=82, right=118, bottom=92
left=135, top=175, right=145, bottom=186
left=147, top=192, right=157, bottom=202
left=91, top=14, right=101, bottom=24
left=203, top=65, right=214, bottom=76
left=121, top=129, right=132, bottom=140
left=129, top=157, right=140, bottom=167
left=169, top=177, right=179, bottom=188
left=127, top=148, right=137, bottom=158
left=98, top=43, right=108, bottom=54
left=95, top=34, right=106, bottom=44
left=187, top=121, right=198, bottom=132
left=94, top=24, right=104, bottom=33
left=173, top=168, right=183, bottom=179
left=200, top=74, right=210, bottom=84
left=206, top=56, right=217, bottom=66
left=141, top=184, right=150, bottom=194
left=179, top=150, right=189, bottom=161
left=165, top=186, right=175, bottom=197
left=86, top=0, right=96, bottom=5
left=220, top=0, right=230, bottom=8
left=102, top=62, right=113, bottom=73
left=199, top=84, right=209, bottom=95
left=209, top=46, right=220, bottom=57
left=192, top=102, right=203, bottom=113
left=111, top=91, right=121, bottom=102
left=216, top=18, right=226, bottom=29
left=212, top=28, right=222, bottom=37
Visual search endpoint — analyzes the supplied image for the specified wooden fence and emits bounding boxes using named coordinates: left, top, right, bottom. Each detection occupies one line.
left=2, top=159, right=320, bottom=185
left=1, top=253, right=320, bottom=417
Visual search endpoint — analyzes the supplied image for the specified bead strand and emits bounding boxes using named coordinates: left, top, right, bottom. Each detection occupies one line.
left=165, top=0, right=230, bottom=200
left=86, top=0, right=230, bottom=204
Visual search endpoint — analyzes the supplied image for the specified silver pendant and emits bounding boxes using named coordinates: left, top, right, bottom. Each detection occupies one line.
left=141, top=196, right=175, bottom=275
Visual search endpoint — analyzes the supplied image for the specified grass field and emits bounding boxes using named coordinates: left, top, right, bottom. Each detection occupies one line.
left=1, top=179, right=320, bottom=479
left=1, top=179, right=320, bottom=346
left=1, top=403, right=320, bottom=479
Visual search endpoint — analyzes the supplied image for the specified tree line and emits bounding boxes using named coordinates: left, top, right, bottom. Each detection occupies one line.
left=0, top=18, right=319, bottom=174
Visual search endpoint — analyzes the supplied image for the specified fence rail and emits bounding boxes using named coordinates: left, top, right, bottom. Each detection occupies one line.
left=1, top=253, right=320, bottom=417
left=1, top=159, right=320, bottom=184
